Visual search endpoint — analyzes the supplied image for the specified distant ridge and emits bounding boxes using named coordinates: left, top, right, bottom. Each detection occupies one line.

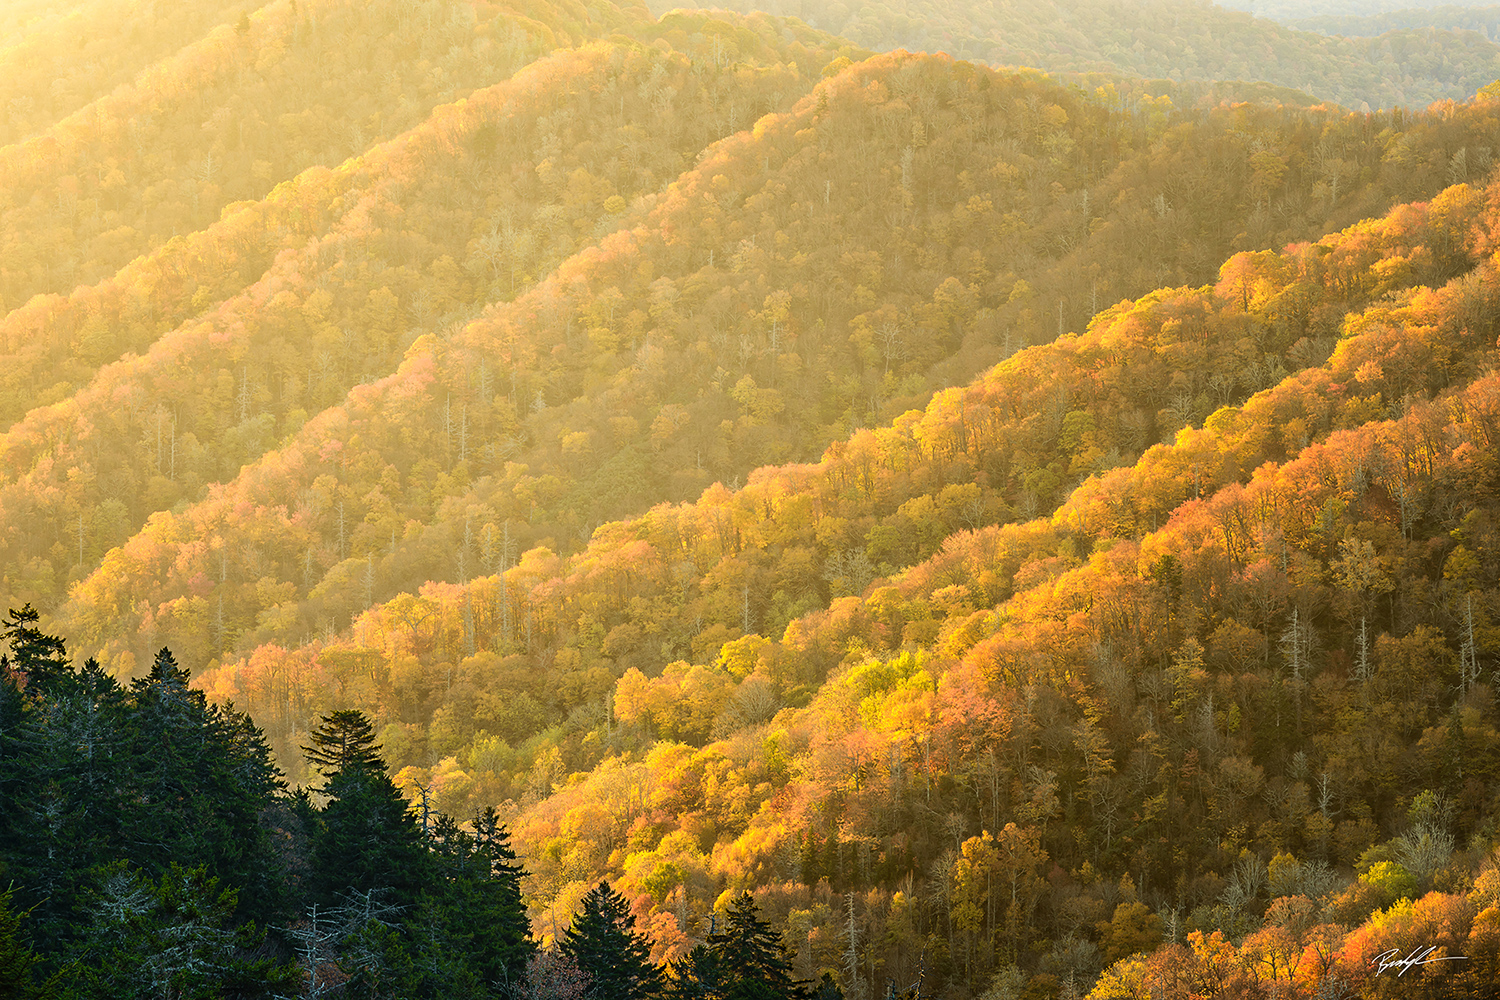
left=655, top=0, right=1500, bottom=108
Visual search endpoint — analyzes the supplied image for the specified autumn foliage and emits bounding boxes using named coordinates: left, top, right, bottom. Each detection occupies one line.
left=6, top=0, right=1500, bottom=994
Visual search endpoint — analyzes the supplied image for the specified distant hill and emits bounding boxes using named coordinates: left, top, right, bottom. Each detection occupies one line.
left=1222, top=0, right=1496, bottom=20
left=1287, top=3, right=1500, bottom=36
left=0, top=0, right=659, bottom=315
left=657, top=0, right=1500, bottom=108
left=0, top=0, right=247, bottom=146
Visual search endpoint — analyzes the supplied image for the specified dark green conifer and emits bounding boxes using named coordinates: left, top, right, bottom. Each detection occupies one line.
left=65, top=862, right=295, bottom=999
left=304, top=712, right=428, bottom=910
left=799, top=829, right=821, bottom=887
left=709, top=892, right=810, bottom=1000
left=559, top=881, right=663, bottom=999
left=822, top=831, right=842, bottom=893
left=302, top=708, right=385, bottom=778
left=1, top=606, right=69, bottom=694
left=127, top=648, right=284, bottom=924
left=472, top=807, right=535, bottom=982
left=811, top=972, right=844, bottom=1000
left=425, top=808, right=534, bottom=987
left=4, top=638, right=283, bottom=953
left=665, top=942, right=722, bottom=999
left=0, top=887, right=59, bottom=999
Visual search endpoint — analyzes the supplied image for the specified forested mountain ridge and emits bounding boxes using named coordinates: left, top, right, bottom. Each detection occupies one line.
left=1289, top=4, right=1500, bottom=37
left=660, top=0, right=1500, bottom=109
left=5, top=0, right=1500, bottom=996
left=192, top=166, right=1500, bottom=992
left=0, top=0, right=661, bottom=315
left=0, top=11, right=853, bottom=635
left=1225, top=0, right=1496, bottom=22
left=194, top=173, right=1490, bottom=783
left=167, top=162, right=1500, bottom=995
left=0, top=1, right=851, bottom=428
left=26, top=57, right=1500, bottom=686
left=0, top=0, right=247, bottom=147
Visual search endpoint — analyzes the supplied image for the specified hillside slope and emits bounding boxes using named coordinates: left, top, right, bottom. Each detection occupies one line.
left=39, top=57, right=1500, bottom=682
left=0, top=0, right=247, bottom=145
left=191, top=171, right=1500, bottom=995
left=1289, top=4, right=1500, bottom=36
left=194, top=174, right=1487, bottom=772
left=0, top=21, right=845, bottom=617
left=4, top=2, right=1500, bottom=996
left=0, top=0, right=650, bottom=315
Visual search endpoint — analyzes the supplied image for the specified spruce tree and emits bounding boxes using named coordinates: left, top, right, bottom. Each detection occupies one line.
left=4, top=639, right=284, bottom=955
left=811, top=972, right=844, bottom=1000
left=709, top=892, right=810, bottom=1000
left=304, top=711, right=428, bottom=911
left=559, top=881, right=663, bottom=1000
left=11, top=656, right=133, bottom=954
left=425, top=808, right=534, bottom=987
left=1, top=606, right=69, bottom=694
left=127, top=648, right=284, bottom=925
left=664, top=943, right=722, bottom=999
left=0, top=667, right=25, bottom=895
left=798, top=830, right=821, bottom=887
left=0, top=887, right=59, bottom=999
left=64, top=862, right=273, bottom=1000
left=472, top=807, right=535, bottom=983
left=302, top=708, right=385, bottom=777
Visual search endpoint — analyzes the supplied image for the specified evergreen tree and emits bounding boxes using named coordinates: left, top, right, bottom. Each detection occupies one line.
left=339, top=906, right=484, bottom=1000
left=304, top=715, right=429, bottom=910
left=559, top=882, right=663, bottom=1000
left=302, top=709, right=385, bottom=778
left=64, top=862, right=295, bottom=1000
left=1, top=606, right=69, bottom=694
left=0, top=626, right=304, bottom=992
left=822, top=832, right=843, bottom=894
left=709, top=892, right=810, bottom=1000
left=665, top=943, right=722, bottom=999
left=126, top=649, right=284, bottom=925
left=8, top=656, right=132, bottom=955
left=0, top=666, right=25, bottom=901
left=2, top=637, right=284, bottom=955
left=810, top=972, right=843, bottom=1000
left=798, top=830, right=822, bottom=887
left=425, top=808, right=534, bottom=988
left=470, top=807, right=535, bottom=983
left=0, top=887, right=59, bottom=999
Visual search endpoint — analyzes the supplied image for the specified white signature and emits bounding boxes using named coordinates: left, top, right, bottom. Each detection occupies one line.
left=1372, top=946, right=1467, bottom=976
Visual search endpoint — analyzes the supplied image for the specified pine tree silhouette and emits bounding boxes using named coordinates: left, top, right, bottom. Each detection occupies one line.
left=559, top=881, right=663, bottom=999
left=709, top=891, right=810, bottom=1000
left=301, top=708, right=385, bottom=777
